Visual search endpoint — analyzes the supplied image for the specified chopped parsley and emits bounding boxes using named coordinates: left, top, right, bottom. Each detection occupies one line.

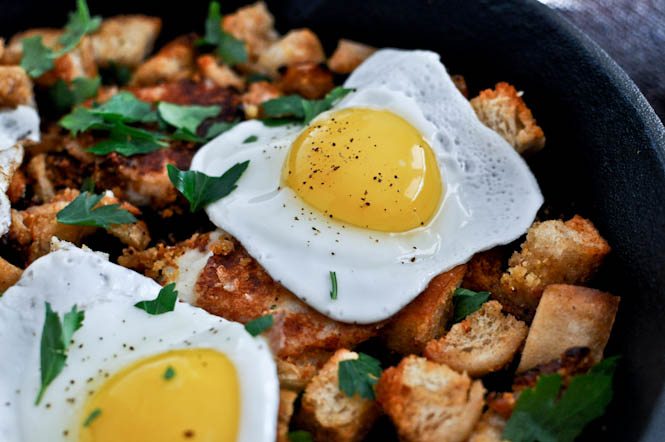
left=244, top=314, right=274, bottom=337
left=49, top=76, right=101, bottom=112
left=36, top=303, right=85, bottom=405
left=288, top=431, right=314, bottom=442
left=83, top=408, right=102, bottom=427
left=243, top=135, right=258, bottom=143
left=21, top=0, right=100, bottom=77
left=261, top=87, right=353, bottom=125
left=167, top=161, right=249, bottom=212
left=329, top=271, right=338, bottom=300
left=157, top=102, right=221, bottom=137
left=452, top=287, right=490, bottom=323
left=200, top=1, right=248, bottom=66
left=56, top=191, right=137, bottom=229
left=338, top=352, right=382, bottom=400
left=163, top=366, right=176, bottom=381
left=503, top=356, right=619, bottom=442
left=134, top=283, right=179, bottom=315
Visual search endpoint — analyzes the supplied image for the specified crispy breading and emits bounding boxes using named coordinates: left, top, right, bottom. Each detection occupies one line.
left=328, top=39, right=376, bottom=74
left=376, top=355, right=485, bottom=442
left=130, top=79, right=242, bottom=107
left=91, top=15, right=162, bottom=68
left=470, top=82, right=545, bottom=155
left=297, top=349, right=381, bottom=442
left=257, top=29, right=325, bottom=76
left=130, top=35, right=195, bottom=87
left=499, top=216, right=611, bottom=319
left=383, top=265, right=466, bottom=355
left=424, top=301, right=528, bottom=377
left=26, top=154, right=55, bottom=202
left=278, top=62, right=334, bottom=99
left=277, top=389, right=298, bottom=442
left=195, top=240, right=381, bottom=357
left=0, top=257, right=22, bottom=293
left=196, top=55, right=245, bottom=90
left=97, top=192, right=151, bottom=250
left=25, top=151, right=93, bottom=203
left=462, top=249, right=504, bottom=295
left=6, top=169, right=26, bottom=203
left=467, top=411, right=507, bottom=442
left=0, top=66, right=33, bottom=107
left=517, top=285, right=619, bottom=372
left=222, top=1, right=278, bottom=62
left=242, top=80, right=281, bottom=119
left=277, top=350, right=331, bottom=392
left=5, top=29, right=97, bottom=86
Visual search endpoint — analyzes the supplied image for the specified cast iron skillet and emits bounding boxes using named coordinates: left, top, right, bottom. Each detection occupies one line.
left=2, top=0, right=664, bottom=440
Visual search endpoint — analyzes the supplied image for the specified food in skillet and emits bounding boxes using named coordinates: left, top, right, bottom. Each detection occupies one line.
left=0, top=1, right=619, bottom=441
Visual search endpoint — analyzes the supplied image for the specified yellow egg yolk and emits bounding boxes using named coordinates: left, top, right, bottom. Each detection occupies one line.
left=284, top=108, right=443, bottom=232
left=78, top=349, right=239, bottom=442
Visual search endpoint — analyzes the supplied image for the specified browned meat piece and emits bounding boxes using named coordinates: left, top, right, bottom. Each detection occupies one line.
left=277, top=62, right=334, bottom=99
left=91, top=15, right=162, bottom=68
left=130, top=35, right=196, bottom=86
left=130, top=79, right=242, bottom=108
left=196, top=55, right=245, bottom=90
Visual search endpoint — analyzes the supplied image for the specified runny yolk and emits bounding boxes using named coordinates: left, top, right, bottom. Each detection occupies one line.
left=284, top=108, right=443, bottom=232
left=78, top=349, right=239, bottom=442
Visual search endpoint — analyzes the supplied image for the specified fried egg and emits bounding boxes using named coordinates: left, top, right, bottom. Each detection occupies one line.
left=191, top=49, right=543, bottom=324
left=0, top=243, right=278, bottom=442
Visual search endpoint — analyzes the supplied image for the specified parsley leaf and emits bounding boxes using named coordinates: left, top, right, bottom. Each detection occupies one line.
left=87, top=123, right=168, bottom=156
left=134, top=283, right=179, bottom=315
left=167, top=161, right=249, bottom=212
left=163, top=366, right=176, bottom=381
left=83, top=408, right=102, bottom=427
left=59, top=0, right=101, bottom=52
left=49, top=76, right=101, bottom=112
left=56, top=191, right=137, bottom=229
left=244, top=314, right=274, bottom=336
left=452, top=287, right=490, bottom=323
left=503, top=357, right=619, bottom=442
left=201, top=1, right=248, bottom=66
left=338, top=352, right=382, bottom=400
left=91, top=92, right=157, bottom=123
left=243, top=135, right=258, bottom=143
left=288, top=431, right=314, bottom=442
left=329, top=271, right=338, bottom=300
left=157, top=102, right=221, bottom=134
left=59, top=107, right=108, bottom=134
left=204, top=120, right=238, bottom=140
left=35, top=303, right=85, bottom=405
left=20, top=36, right=56, bottom=78
left=261, top=87, right=353, bottom=124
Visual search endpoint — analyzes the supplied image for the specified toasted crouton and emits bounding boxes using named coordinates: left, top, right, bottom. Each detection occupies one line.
left=222, top=1, right=278, bottom=61
left=242, top=80, right=281, bottom=118
left=0, top=257, right=22, bottom=292
left=470, top=82, right=545, bottom=155
left=328, top=39, right=376, bottom=74
left=383, top=265, right=466, bottom=355
left=0, top=66, right=33, bottom=107
left=196, top=55, right=245, bottom=90
left=467, top=411, right=507, bottom=442
left=91, top=15, right=162, bottom=68
left=5, top=29, right=97, bottom=86
left=499, top=216, right=611, bottom=318
left=278, top=62, right=334, bottom=99
left=462, top=249, right=505, bottom=295
left=298, top=349, right=381, bottom=442
left=130, top=35, right=195, bottom=86
left=376, top=356, right=485, bottom=442
left=278, top=389, right=298, bottom=442
left=424, top=301, right=528, bottom=377
left=517, top=284, right=619, bottom=372
left=278, top=350, right=331, bottom=392
left=257, top=29, right=325, bottom=76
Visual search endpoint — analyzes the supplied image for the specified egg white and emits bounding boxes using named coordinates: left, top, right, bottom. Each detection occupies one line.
left=191, top=49, right=543, bottom=324
left=0, top=243, right=278, bottom=442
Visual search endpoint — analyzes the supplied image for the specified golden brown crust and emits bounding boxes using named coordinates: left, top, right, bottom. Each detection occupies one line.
left=327, top=39, right=376, bottom=74
left=462, top=249, right=505, bottom=295
left=376, top=355, right=485, bottom=442
left=517, top=284, right=619, bottom=372
left=424, top=301, right=528, bottom=377
left=242, top=80, right=281, bottom=119
left=91, top=15, right=162, bottom=68
left=257, top=29, right=325, bottom=76
left=277, top=389, right=298, bottom=442
left=130, top=35, right=196, bottom=87
left=0, top=66, right=33, bottom=107
left=277, top=62, right=334, bottom=99
left=0, top=257, right=23, bottom=293
left=222, top=1, right=278, bottom=63
left=277, top=350, right=332, bottom=392
left=297, top=349, right=381, bottom=442
left=196, top=55, right=245, bottom=90
left=383, top=265, right=466, bottom=355
left=467, top=411, right=507, bottom=442
left=470, top=82, right=545, bottom=155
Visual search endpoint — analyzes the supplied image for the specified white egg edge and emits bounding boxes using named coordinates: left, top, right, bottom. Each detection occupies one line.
left=0, top=243, right=279, bottom=442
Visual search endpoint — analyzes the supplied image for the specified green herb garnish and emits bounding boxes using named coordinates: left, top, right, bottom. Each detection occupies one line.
left=56, top=191, right=137, bottom=229
left=503, top=356, right=619, bottom=442
left=288, top=431, right=314, bottom=442
left=329, top=271, right=338, bottom=300
left=200, top=1, right=248, bottom=66
left=167, top=161, right=249, bottom=212
left=134, top=283, right=178, bottom=315
left=50, top=76, right=101, bottom=112
left=261, top=87, right=353, bottom=125
left=243, top=135, right=258, bottom=143
left=452, top=287, right=490, bottom=323
left=163, top=366, right=176, bottom=381
left=244, top=314, right=274, bottom=336
left=83, top=408, right=102, bottom=427
left=157, top=102, right=221, bottom=136
left=35, top=303, right=85, bottom=405
left=338, top=352, right=382, bottom=400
